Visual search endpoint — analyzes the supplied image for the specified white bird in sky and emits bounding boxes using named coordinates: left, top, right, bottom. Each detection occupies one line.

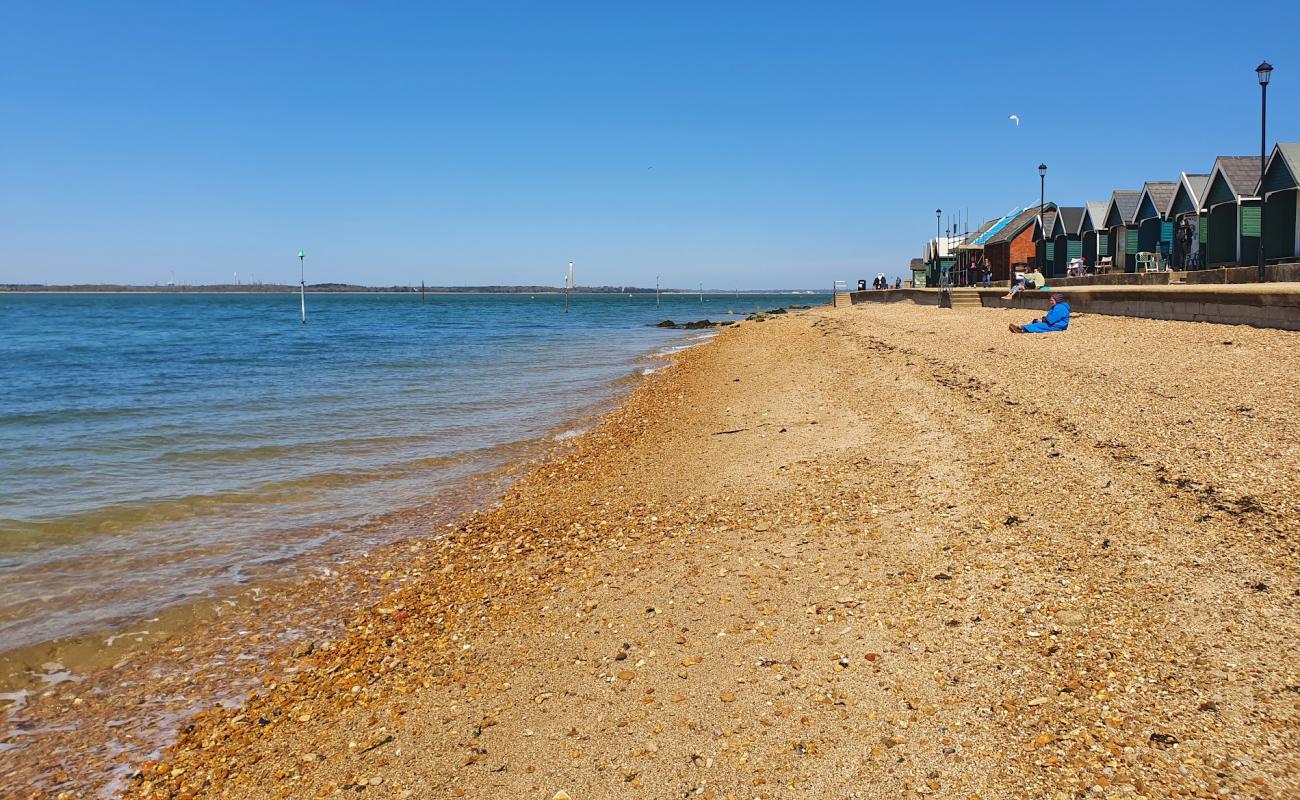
left=1008, top=114, right=1020, bottom=126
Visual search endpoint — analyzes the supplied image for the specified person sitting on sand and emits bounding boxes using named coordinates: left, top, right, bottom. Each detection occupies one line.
left=1009, top=293, right=1070, bottom=334
left=1003, top=267, right=1045, bottom=299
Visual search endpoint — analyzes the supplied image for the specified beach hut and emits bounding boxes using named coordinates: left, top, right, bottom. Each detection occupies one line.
left=1078, top=201, right=1110, bottom=269
left=1033, top=208, right=1058, bottom=277
left=1199, top=156, right=1262, bottom=266
left=1133, top=181, right=1178, bottom=267
left=1261, top=142, right=1300, bottom=262
left=908, top=258, right=927, bottom=288
left=1164, top=172, right=1210, bottom=269
left=1103, top=190, right=1142, bottom=272
left=1053, top=207, right=1083, bottom=277
left=982, top=204, right=1054, bottom=283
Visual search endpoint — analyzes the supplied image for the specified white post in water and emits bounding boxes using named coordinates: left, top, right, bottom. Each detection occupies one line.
left=699, top=282, right=703, bottom=303
left=656, top=275, right=661, bottom=309
left=565, top=261, right=574, bottom=314
left=298, top=249, right=307, bottom=325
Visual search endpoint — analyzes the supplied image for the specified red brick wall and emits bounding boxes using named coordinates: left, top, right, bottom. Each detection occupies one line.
left=1009, top=227, right=1038, bottom=272
left=985, top=225, right=1041, bottom=282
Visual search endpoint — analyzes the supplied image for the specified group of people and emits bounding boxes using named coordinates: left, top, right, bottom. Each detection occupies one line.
left=869, top=273, right=901, bottom=290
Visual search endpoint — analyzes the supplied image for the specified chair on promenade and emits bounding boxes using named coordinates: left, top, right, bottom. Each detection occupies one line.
left=1096, top=256, right=1113, bottom=274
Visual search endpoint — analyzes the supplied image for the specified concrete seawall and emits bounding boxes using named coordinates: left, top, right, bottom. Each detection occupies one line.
left=848, top=285, right=1300, bottom=331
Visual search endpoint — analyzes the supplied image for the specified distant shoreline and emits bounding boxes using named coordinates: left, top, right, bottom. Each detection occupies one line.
left=2, top=285, right=826, bottom=295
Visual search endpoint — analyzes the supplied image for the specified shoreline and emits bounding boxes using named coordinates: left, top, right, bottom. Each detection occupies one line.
left=7, top=302, right=1298, bottom=798
left=0, top=331, right=719, bottom=797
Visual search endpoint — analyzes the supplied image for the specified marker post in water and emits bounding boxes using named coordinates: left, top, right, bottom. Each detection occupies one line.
left=298, top=250, right=307, bottom=325
left=656, top=275, right=660, bottom=309
left=565, top=261, right=574, bottom=314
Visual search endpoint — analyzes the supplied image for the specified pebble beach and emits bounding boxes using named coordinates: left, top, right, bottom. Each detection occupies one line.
left=6, top=300, right=1299, bottom=798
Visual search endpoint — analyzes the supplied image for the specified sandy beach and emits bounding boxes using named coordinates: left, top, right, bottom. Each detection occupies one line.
left=9, top=300, right=1299, bottom=798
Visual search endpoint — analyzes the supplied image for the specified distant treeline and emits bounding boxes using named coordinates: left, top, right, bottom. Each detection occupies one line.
left=1, top=284, right=667, bottom=294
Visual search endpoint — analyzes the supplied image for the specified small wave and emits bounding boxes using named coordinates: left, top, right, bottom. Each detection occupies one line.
left=639, top=366, right=662, bottom=376
left=553, top=427, right=588, bottom=441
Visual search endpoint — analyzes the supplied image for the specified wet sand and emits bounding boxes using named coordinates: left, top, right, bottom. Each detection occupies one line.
left=9, top=301, right=1300, bottom=798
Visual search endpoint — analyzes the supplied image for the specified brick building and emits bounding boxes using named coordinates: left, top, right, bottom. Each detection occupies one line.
left=982, top=204, right=1053, bottom=282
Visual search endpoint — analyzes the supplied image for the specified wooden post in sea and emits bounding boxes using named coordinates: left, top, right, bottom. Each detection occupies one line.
left=656, top=275, right=660, bottom=309
left=298, top=250, right=307, bottom=325
left=421, top=280, right=426, bottom=303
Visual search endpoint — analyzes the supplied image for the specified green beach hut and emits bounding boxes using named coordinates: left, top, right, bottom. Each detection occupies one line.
left=1261, top=142, right=1300, bottom=263
left=1164, top=172, right=1210, bottom=269
left=1078, top=201, right=1110, bottom=269
left=1052, top=207, right=1083, bottom=277
left=1133, top=181, right=1178, bottom=267
left=1103, top=190, right=1142, bottom=272
left=1199, top=156, right=1262, bottom=267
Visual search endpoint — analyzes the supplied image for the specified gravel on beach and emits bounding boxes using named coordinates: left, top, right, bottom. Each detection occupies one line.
left=12, top=301, right=1298, bottom=799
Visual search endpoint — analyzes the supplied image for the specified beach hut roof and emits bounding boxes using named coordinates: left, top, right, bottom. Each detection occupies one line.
left=956, top=217, right=1000, bottom=250
left=1165, top=173, right=1210, bottom=218
left=1103, top=190, right=1142, bottom=227
left=909, top=258, right=925, bottom=270
left=971, top=208, right=1024, bottom=245
left=1261, top=142, right=1300, bottom=195
left=985, top=204, right=1055, bottom=245
left=1080, top=201, right=1109, bottom=234
left=1056, top=207, right=1084, bottom=236
left=1200, top=156, right=1262, bottom=209
left=1035, top=208, right=1058, bottom=241
left=1135, top=182, right=1178, bottom=221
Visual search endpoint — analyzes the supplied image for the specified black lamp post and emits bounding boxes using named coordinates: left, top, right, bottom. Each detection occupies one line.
left=1257, top=61, right=1272, bottom=283
left=1038, top=163, right=1047, bottom=274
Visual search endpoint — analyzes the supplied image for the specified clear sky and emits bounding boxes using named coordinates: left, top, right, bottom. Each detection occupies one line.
left=3, top=2, right=1297, bottom=288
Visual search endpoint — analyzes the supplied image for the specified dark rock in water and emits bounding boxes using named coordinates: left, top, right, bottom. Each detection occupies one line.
left=766, top=307, right=788, bottom=314
left=787, top=304, right=811, bottom=309
left=682, top=320, right=717, bottom=329
left=656, top=320, right=677, bottom=327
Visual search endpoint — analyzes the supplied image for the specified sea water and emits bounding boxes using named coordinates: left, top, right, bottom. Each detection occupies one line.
left=0, top=291, right=823, bottom=655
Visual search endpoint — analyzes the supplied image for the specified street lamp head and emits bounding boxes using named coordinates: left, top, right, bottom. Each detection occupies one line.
left=298, top=250, right=305, bottom=258
left=1038, top=163, right=1048, bottom=176
left=1256, top=61, right=1272, bottom=85
left=935, top=208, right=941, bottom=216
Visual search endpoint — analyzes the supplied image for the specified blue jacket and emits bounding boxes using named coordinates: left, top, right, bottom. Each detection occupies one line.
left=1042, top=302, right=1070, bottom=330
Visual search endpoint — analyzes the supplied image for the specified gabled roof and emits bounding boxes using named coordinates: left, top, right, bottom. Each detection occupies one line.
left=986, top=203, right=1056, bottom=245
left=956, top=217, right=1001, bottom=250
left=971, top=208, right=1024, bottom=245
left=1200, top=156, right=1261, bottom=209
left=1056, top=207, right=1084, bottom=236
left=1261, top=143, right=1300, bottom=195
left=1103, top=190, right=1141, bottom=228
left=1166, top=173, right=1210, bottom=217
left=1080, top=201, right=1109, bottom=234
left=1035, top=209, right=1058, bottom=242
left=1135, top=181, right=1177, bottom=222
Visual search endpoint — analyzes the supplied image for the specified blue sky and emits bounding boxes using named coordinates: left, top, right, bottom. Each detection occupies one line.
left=2, top=2, right=1297, bottom=288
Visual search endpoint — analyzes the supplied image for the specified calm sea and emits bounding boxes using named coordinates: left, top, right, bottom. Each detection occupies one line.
left=0, top=291, right=824, bottom=656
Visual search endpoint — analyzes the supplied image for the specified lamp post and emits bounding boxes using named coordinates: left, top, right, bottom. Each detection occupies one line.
left=1257, top=61, right=1272, bottom=283
left=1038, top=164, right=1047, bottom=274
